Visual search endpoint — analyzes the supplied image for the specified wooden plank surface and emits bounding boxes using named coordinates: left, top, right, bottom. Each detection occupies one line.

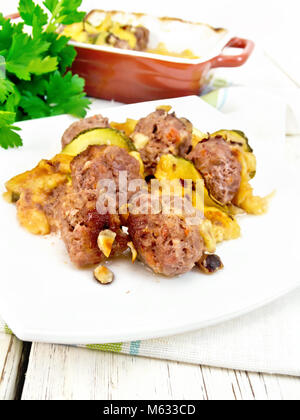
left=0, top=333, right=25, bottom=400
left=21, top=343, right=300, bottom=400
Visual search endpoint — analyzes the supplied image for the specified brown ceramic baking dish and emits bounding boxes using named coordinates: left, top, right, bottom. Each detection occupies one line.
left=9, top=10, right=254, bottom=104
left=69, top=10, right=254, bottom=103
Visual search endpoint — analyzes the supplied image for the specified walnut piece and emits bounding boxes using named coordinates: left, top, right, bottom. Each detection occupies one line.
left=97, top=229, right=117, bottom=258
left=94, top=265, right=114, bottom=284
left=127, top=241, right=137, bottom=263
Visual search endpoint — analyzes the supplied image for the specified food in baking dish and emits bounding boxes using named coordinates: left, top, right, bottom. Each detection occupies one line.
left=61, top=15, right=150, bottom=52
left=61, top=10, right=199, bottom=59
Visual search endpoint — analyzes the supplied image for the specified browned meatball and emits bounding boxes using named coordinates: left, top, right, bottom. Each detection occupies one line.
left=58, top=190, right=128, bottom=267
left=61, top=114, right=110, bottom=149
left=133, top=26, right=149, bottom=51
left=187, top=136, right=242, bottom=205
left=132, top=110, right=193, bottom=175
left=57, top=145, right=143, bottom=267
left=128, top=193, right=204, bottom=276
left=71, top=145, right=142, bottom=194
left=107, top=34, right=131, bottom=49
left=107, top=26, right=149, bottom=51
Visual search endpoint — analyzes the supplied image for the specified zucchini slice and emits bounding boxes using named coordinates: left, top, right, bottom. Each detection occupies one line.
left=62, top=128, right=136, bottom=156
left=155, top=154, right=201, bottom=182
left=212, top=129, right=253, bottom=153
left=154, top=154, right=230, bottom=214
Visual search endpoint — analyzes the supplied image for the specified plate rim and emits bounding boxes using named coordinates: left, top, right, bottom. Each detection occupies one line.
left=1, top=282, right=299, bottom=344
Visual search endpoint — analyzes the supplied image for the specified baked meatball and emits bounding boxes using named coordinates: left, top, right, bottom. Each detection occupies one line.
left=133, top=26, right=150, bottom=51
left=107, top=34, right=131, bottom=50
left=71, top=145, right=142, bottom=199
left=58, top=145, right=143, bottom=267
left=61, top=114, right=110, bottom=148
left=131, top=110, right=193, bottom=175
left=187, top=136, right=242, bottom=205
left=127, top=193, right=204, bottom=276
left=107, top=26, right=149, bottom=51
left=59, top=189, right=128, bottom=267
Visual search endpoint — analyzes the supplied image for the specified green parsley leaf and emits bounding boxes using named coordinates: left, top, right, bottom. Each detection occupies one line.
left=27, top=56, right=59, bottom=76
left=0, top=79, right=15, bottom=103
left=45, top=0, right=85, bottom=31
left=0, top=111, right=16, bottom=127
left=0, top=14, right=16, bottom=53
left=18, top=0, right=48, bottom=28
left=0, top=87, right=21, bottom=113
left=6, top=33, right=58, bottom=80
left=20, top=71, right=91, bottom=119
left=43, top=0, right=59, bottom=13
left=45, top=33, right=69, bottom=55
left=0, top=111, right=23, bottom=149
left=46, top=71, right=90, bottom=118
left=56, top=10, right=86, bottom=25
left=42, top=32, right=76, bottom=72
left=56, top=44, right=76, bottom=73
left=20, top=92, right=51, bottom=119
left=0, top=127, right=23, bottom=149
left=19, top=76, right=49, bottom=97
left=0, top=1, right=91, bottom=149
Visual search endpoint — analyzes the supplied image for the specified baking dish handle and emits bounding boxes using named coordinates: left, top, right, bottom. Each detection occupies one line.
left=210, top=37, right=255, bottom=68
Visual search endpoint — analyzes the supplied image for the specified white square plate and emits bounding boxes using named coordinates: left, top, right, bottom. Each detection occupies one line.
left=0, top=96, right=299, bottom=344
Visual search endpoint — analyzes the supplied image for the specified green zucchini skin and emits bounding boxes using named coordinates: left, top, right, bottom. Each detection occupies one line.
left=62, top=128, right=136, bottom=156
left=211, top=129, right=253, bottom=153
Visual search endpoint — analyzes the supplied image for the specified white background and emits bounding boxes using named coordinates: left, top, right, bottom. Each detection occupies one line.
left=2, top=0, right=300, bottom=85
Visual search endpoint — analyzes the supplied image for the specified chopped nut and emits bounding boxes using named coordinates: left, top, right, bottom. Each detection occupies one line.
left=94, top=265, right=114, bottom=284
left=97, top=230, right=116, bottom=258
left=199, top=219, right=216, bottom=254
left=127, top=241, right=138, bottom=263
left=83, top=160, right=92, bottom=171
left=156, top=105, right=172, bottom=113
left=131, top=132, right=149, bottom=150
left=197, top=253, right=224, bottom=275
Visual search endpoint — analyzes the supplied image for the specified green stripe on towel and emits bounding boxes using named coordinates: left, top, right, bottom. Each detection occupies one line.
left=86, top=343, right=123, bottom=353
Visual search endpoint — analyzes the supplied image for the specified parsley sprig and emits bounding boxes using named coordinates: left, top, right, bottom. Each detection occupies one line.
left=0, top=0, right=91, bottom=149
